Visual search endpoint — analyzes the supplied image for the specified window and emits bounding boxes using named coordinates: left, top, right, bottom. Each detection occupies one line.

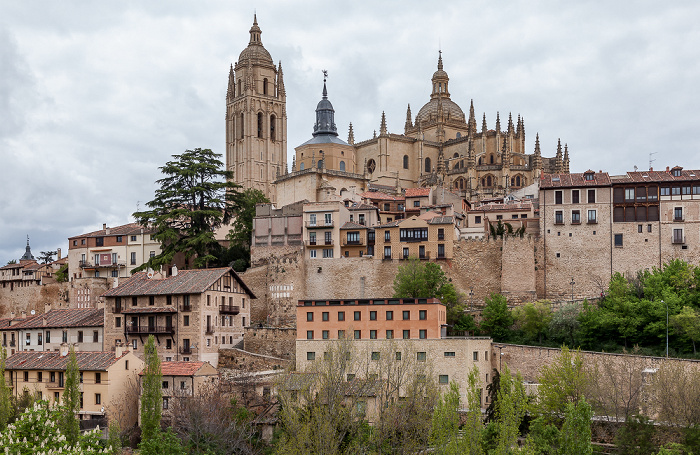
left=38, top=333, right=42, bottom=345
left=403, top=247, right=409, bottom=259
left=673, top=228, right=684, bottom=244
left=309, top=214, right=317, bottom=226
left=149, top=296, right=155, bottom=306
left=338, top=330, right=345, bottom=338
left=322, top=330, right=329, bottom=339
left=555, top=191, right=562, bottom=204
left=648, top=224, right=652, bottom=233
left=338, top=311, right=345, bottom=321
left=95, top=373, right=101, bottom=384
left=306, top=351, right=316, bottom=361
left=45, top=331, right=50, bottom=343
left=354, top=311, right=361, bottom=321
left=417, top=352, right=426, bottom=361
left=384, top=231, right=391, bottom=241
left=413, top=200, right=420, bottom=207
left=180, top=381, right=186, bottom=390
left=371, top=352, right=380, bottom=361
left=588, top=210, right=597, bottom=224
left=386, top=310, right=394, bottom=321
left=310, top=249, right=316, bottom=258
left=37, top=372, right=42, bottom=382
left=346, top=231, right=359, bottom=243
left=323, top=249, right=333, bottom=258
left=419, top=329, right=427, bottom=339
left=674, top=207, right=683, bottom=221
left=339, top=160, right=345, bottom=171
left=571, top=210, right=581, bottom=224
left=324, top=213, right=332, bottom=225
left=24, top=371, right=29, bottom=382
left=425, top=157, right=431, bottom=173
left=150, top=251, right=155, bottom=258
left=614, top=234, right=623, bottom=247
left=555, top=211, right=563, bottom=224
left=324, top=231, right=332, bottom=244
left=307, top=312, right=313, bottom=322
left=322, top=311, right=329, bottom=321
left=444, top=352, right=455, bottom=357
left=183, top=315, right=189, bottom=326
left=403, top=310, right=410, bottom=320
left=403, top=155, right=409, bottom=169
left=588, top=189, right=596, bottom=203
left=370, top=311, right=377, bottom=320
left=661, top=187, right=670, bottom=196
left=386, top=330, right=393, bottom=339
left=403, top=330, right=410, bottom=339
left=572, top=190, right=579, bottom=204
left=384, top=246, right=391, bottom=259
left=132, top=339, right=137, bottom=350
left=625, top=188, right=635, bottom=202
left=439, top=375, right=449, bottom=384
left=307, top=331, right=313, bottom=340
left=354, top=330, right=361, bottom=339
left=473, top=351, right=479, bottom=361
left=400, top=227, right=428, bottom=242
left=95, top=393, right=101, bottom=405
left=78, top=331, right=83, bottom=343
left=419, top=310, right=427, bottom=320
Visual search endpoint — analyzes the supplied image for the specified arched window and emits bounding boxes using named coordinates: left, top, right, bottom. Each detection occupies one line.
left=490, top=154, right=494, bottom=164
left=403, top=155, right=409, bottom=169
left=453, top=153, right=459, bottom=158
left=478, top=157, right=482, bottom=165
left=257, top=113, right=263, bottom=138
left=240, top=113, right=244, bottom=139
left=238, top=80, right=242, bottom=96
left=263, top=78, right=268, bottom=95
left=318, top=159, right=323, bottom=169
left=455, top=181, right=459, bottom=189
left=300, top=162, right=305, bottom=170
left=425, top=157, right=431, bottom=173
left=270, top=114, right=276, bottom=141
left=487, top=176, right=492, bottom=187
left=339, top=161, right=345, bottom=171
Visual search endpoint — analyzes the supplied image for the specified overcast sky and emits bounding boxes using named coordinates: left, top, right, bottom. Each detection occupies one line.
left=2, top=1, right=699, bottom=263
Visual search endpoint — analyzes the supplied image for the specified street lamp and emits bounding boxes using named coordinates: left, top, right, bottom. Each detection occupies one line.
left=663, top=300, right=668, bottom=358
left=495, top=345, right=504, bottom=371
left=570, top=277, right=575, bottom=303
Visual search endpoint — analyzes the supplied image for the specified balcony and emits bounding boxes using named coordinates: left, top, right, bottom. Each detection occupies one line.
left=419, top=253, right=431, bottom=260
left=587, top=219, right=598, bottom=224
left=672, top=235, right=685, bottom=244
left=80, top=260, right=126, bottom=269
left=179, top=346, right=192, bottom=355
left=126, top=325, right=174, bottom=335
left=341, top=239, right=363, bottom=246
left=219, top=304, right=240, bottom=315
left=47, top=381, right=65, bottom=389
left=113, top=305, right=122, bottom=314
left=205, top=326, right=214, bottom=335
left=180, top=304, right=191, bottom=312
left=436, top=253, right=446, bottom=260
left=305, top=239, right=317, bottom=246
left=305, top=221, right=334, bottom=228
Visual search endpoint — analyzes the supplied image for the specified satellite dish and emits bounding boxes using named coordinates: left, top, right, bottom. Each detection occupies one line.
left=30, top=310, right=36, bottom=315
left=147, top=268, right=154, bottom=279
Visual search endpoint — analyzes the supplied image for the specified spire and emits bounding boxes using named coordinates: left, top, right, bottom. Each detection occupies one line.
left=21, top=235, right=34, bottom=261
left=438, top=50, right=443, bottom=71
left=534, top=133, right=541, bottom=156
left=373, top=130, right=377, bottom=139
left=482, top=113, right=487, bottom=134
left=249, top=14, right=262, bottom=45
left=495, top=112, right=501, bottom=132
left=277, top=61, right=286, bottom=97
left=564, top=144, right=570, bottom=173
left=348, top=123, right=355, bottom=145
left=533, top=133, right=542, bottom=170
left=507, top=112, right=514, bottom=135
left=380, top=111, right=387, bottom=135
left=519, top=115, right=525, bottom=141
left=555, top=138, right=563, bottom=172
left=430, top=50, right=450, bottom=100
left=405, top=104, right=413, bottom=131
left=312, top=70, right=338, bottom=137
left=227, top=64, right=235, bottom=100
left=468, top=100, right=477, bottom=135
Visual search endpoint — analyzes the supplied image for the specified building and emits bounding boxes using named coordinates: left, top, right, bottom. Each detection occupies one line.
left=466, top=200, right=539, bottom=239
left=3, top=344, right=144, bottom=427
left=68, top=222, right=161, bottom=282
left=295, top=297, right=492, bottom=406
left=540, top=166, right=700, bottom=298
left=225, top=14, right=287, bottom=204
left=102, top=267, right=255, bottom=367
left=374, top=214, right=457, bottom=261
left=0, top=237, right=60, bottom=290
left=0, top=307, right=104, bottom=354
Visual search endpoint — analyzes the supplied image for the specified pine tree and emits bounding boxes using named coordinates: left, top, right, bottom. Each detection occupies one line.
left=0, top=347, right=11, bottom=428
left=61, top=346, right=81, bottom=446
left=140, top=335, right=162, bottom=442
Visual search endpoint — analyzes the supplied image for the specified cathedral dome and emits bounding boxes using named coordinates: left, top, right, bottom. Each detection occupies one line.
left=416, top=98, right=465, bottom=124
left=238, top=15, right=273, bottom=65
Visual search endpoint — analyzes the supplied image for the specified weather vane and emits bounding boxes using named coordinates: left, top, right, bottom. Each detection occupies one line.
left=322, top=69, right=328, bottom=83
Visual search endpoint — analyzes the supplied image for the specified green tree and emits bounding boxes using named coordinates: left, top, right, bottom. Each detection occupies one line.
left=548, top=302, right=580, bottom=347
left=140, top=335, right=162, bottom=443
left=513, top=301, right=553, bottom=343
left=0, top=346, right=11, bottom=428
left=54, top=263, right=69, bottom=282
left=393, top=259, right=462, bottom=323
left=559, top=399, right=593, bottom=455
left=227, top=187, right=270, bottom=252
left=461, top=366, right=485, bottom=455
left=60, top=346, right=81, bottom=446
left=5, top=259, right=17, bottom=265
left=430, top=381, right=461, bottom=454
left=672, top=306, right=700, bottom=354
left=37, top=250, right=57, bottom=264
left=133, top=148, right=240, bottom=271
left=140, top=428, right=186, bottom=455
left=523, top=416, right=560, bottom=455
left=615, top=415, right=656, bottom=455
left=533, top=346, right=588, bottom=422
left=493, top=364, right=528, bottom=455
left=480, top=293, right=513, bottom=341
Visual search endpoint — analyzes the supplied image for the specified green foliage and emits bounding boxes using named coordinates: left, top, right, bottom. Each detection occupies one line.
left=54, top=263, right=69, bottom=282
left=140, top=335, right=162, bottom=443
left=393, top=259, right=462, bottom=323
left=672, top=305, right=700, bottom=354
left=523, top=416, right=560, bottom=455
left=430, top=381, right=462, bottom=454
left=462, top=366, right=486, bottom=455
left=140, top=428, right=186, bottom=455
left=548, top=302, right=580, bottom=347
left=480, top=293, right=513, bottom=341
left=559, top=399, right=593, bottom=455
left=533, top=346, right=588, bottom=422
left=493, top=364, right=528, bottom=455
left=133, top=148, right=240, bottom=271
left=0, top=346, right=11, bottom=429
left=5, top=259, right=17, bottom=265
left=108, top=420, right=122, bottom=455
left=38, top=250, right=57, bottom=264
left=485, top=368, right=500, bottom=423
left=513, top=301, right=553, bottom=343
left=60, top=346, right=81, bottom=446
left=615, top=415, right=656, bottom=455
left=227, top=188, right=270, bottom=260
left=0, top=401, right=107, bottom=454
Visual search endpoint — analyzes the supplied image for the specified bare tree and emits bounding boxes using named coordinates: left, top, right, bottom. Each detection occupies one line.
left=106, top=375, right=141, bottom=438
left=650, top=361, right=700, bottom=428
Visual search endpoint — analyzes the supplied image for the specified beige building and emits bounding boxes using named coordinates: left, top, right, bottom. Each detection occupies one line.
left=1, top=307, right=104, bottom=354
left=226, top=15, right=287, bottom=204
left=3, top=345, right=144, bottom=427
left=68, top=222, right=161, bottom=284
left=374, top=214, right=457, bottom=261
left=102, top=267, right=254, bottom=367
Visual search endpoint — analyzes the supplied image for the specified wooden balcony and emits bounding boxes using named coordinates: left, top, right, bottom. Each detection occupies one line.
left=219, top=304, right=240, bottom=315
left=126, top=325, right=174, bottom=335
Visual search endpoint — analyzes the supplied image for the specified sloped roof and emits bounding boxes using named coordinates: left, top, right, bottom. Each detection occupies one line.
left=405, top=187, right=432, bottom=197
left=102, top=267, right=255, bottom=299
left=7, top=308, right=104, bottom=330
left=623, top=169, right=700, bottom=183
left=140, top=361, right=211, bottom=377
left=5, top=351, right=128, bottom=371
left=427, top=216, right=455, bottom=225
left=540, top=172, right=611, bottom=189
left=360, top=191, right=405, bottom=202
left=340, top=222, right=368, bottom=230
left=349, top=203, right=378, bottom=211
left=69, top=222, right=152, bottom=240
left=375, top=220, right=403, bottom=229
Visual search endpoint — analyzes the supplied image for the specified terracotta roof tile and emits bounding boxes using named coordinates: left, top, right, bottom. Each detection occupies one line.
left=622, top=169, right=700, bottom=183
left=340, top=222, right=368, bottom=230
left=139, top=361, right=210, bottom=376
left=427, top=216, right=455, bottom=225
left=69, top=222, right=153, bottom=240
left=540, top=172, right=611, bottom=189
left=7, top=308, right=104, bottom=330
left=349, top=203, right=377, bottom=211
left=405, top=188, right=432, bottom=197
left=5, top=351, right=127, bottom=371
left=102, top=267, right=255, bottom=299
left=359, top=191, right=405, bottom=201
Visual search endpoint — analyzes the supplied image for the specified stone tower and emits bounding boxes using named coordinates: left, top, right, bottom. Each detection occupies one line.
left=226, top=15, right=287, bottom=203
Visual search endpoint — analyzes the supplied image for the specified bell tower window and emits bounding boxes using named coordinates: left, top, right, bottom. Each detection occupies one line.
left=240, top=113, right=244, bottom=139
left=263, top=78, right=268, bottom=95
left=403, top=155, right=409, bottom=169
left=257, top=113, right=264, bottom=138
left=270, top=115, right=276, bottom=141
left=237, top=80, right=242, bottom=96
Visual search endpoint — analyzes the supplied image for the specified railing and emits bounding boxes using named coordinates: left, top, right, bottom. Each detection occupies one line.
left=399, top=237, right=427, bottom=243
left=341, top=239, right=362, bottom=246
left=305, top=240, right=317, bottom=246
left=219, top=304, right=240, bottom=315
left=113, top=305, right=122, bottom=314
left=305, top=221, right=334, bottom=228
left=672, top=235, right=685, bottom=244
left=436, top=253, right=446, bottom=259
left=419, top=253, right=431, bottom=260
left=80, top=260, right=126, bottom=269
left=179, top=346, right=192, bottom=355
left=47, top=381, right=65, bottom=389
left=9, top=341, right=15, bottom=347
left=126, top=325, right=174, bottom=335
left=587, top=219, right=598, bottom=224
left=181, top=304, right=191, bottom=312
left=205, top=326, right=214, bottom=335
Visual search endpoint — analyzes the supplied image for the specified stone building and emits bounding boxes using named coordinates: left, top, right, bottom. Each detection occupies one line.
left=102, top=267, right=254, bottom=367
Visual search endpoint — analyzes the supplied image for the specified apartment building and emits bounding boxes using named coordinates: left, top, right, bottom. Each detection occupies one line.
left=374, top=214, right=456, bottom=261
left=404, top=187, right=433, bottom=217
left=0, top=308, right=104, bottom=353
left=68, top=223, right=161, bottom=281
left=3, top=344, right=144, bottom=426
left=466, top=200, right=539, bottom=239
left=360, top=191, right=406, bottom=224
left=541, top=166, right=700, bottom=297
left=102, top=267, right=254, bottom=367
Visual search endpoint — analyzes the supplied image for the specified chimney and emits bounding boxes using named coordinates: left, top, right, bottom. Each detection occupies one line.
left=10, top=311, right=15, bottom=320
left=115, top=341, right=124, bottom=358
left=44, top=302, right=52, bottom=314
left=103, top=223, right=107, bottom=230
left=59, top=343, right=70, bottom=357
left=20, top=311, right=26, bottom=319
left=106, top=227, right=111, bottom=235
left=56, top=248, right=61, bottom=260
left=666, top=166, right=670, bottom=172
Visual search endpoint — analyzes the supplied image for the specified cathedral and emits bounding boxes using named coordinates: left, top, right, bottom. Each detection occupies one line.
left=226, top=16, right=570, bottom=206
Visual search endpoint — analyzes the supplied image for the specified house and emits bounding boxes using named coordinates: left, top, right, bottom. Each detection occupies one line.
left=374, top=215, right=456, bottom=260
left=3, top=344, right=144, bottom=428
left=102, top=267, right=255, bottom=367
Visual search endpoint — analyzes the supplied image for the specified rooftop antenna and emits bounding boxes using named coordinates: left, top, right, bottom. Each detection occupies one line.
left=649, top=152, right=657, bottom=170
left=634, top=165, right=638, bottom=172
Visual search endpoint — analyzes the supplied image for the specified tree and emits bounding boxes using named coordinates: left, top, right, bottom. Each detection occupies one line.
left=672, top=306, right=700, bottom=354
left=615, top=414, right=656, bottom=455
left=54, top=263, right=69, bottom=282
left=139, top=427, right=186, bottom=455
left=133, top=148, right=240, bottom=271
left=37, top=250, right=57, bottom=264
left=430, top=381, right=461, bottom=454
left=493, top=364, right=528, bottom=455
left=5, top=259, right=16, bottom=265
left=533, top=346, right=588, bottom=422
left=393, top=259, right=461, bottom=323
left=559, top=399, right=593, bottom=455
left=227, top=188, right=270, bottom=255
left=480, top=293, right=513, bottom=341
left=513, top=301, right=553, bottom=343
left=60, top=346, right=81, bottom=446
left=548, top=302, right=580, bottom=347
left=461, top=366, right=486, bottom=455
left=651, top=361, right=700, bottom=428
left=140, top=335, right=162, bottom=443
left=0, top=347, right=11, bottom=429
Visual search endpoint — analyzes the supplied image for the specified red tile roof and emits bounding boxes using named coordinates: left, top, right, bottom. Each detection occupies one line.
left=5, top=351, right=128, bottom=371
left=69, top=222, right=153, bottom=240
left=349, top=203, right=378, bottom=211
left=340, top=222, right=368, bottom=230
left=427, top=216, right=455, bottom=225
left=6, top=308, right=104, bottom=330
left=405, top=187, right=432, bottom=197
left=621, top=169, right=700, bottom=183
left=540, top=172, right=611, bottom=189
left=360, top=191, right=405, bottom=201
left=102, top=267, right=255, bottom=299
left=139, top=361, right=210, bottom=377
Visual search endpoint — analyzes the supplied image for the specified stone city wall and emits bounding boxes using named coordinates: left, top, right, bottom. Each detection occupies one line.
left=243, top=326, right=297, bottom=362
left=0, top=282, right=70, bottom=318
left=218, top=347, right=292, bottom=372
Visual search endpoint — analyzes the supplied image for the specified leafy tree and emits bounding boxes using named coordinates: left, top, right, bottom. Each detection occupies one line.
left=54, top=263, right=69, bottom=282
left=523, top=416, right=560, bottom=455
left=60, top=346, right=81, bottom=446
left=461, top=366, right=486, bottom=455
left=533, top=346, right=588, bottom=422
left=0, top=347, right=11, bottom=429
left=480, top=293, right=513, bottom=341
left=485, top=368, right=500, bottom=423
left=672, top=305, right=700, bottom=354
left=133, top=148, right=240, bottom=271
left=139, top=427, right=186, bottom=455
left=227, top=187, right=269, bottom=253
left=615, top=414, right=656, bottom=455
left=5, top=259, right=16, bottom=265
left=37, top=250, right=57, bottom=264
left=548, top=302, right=580, bottom=347
left=559, top=399, right=593, bottom=455
left=513, top=301, right=553, bottom=343
left=393, top=259, right=461, bottom=323
left=107, top=420, right=122, bottom=455
left=493, top=364, right=528, bottom=455
left=430, top=381, right=461, bottom=454
left=140, top=335, right=162, bottom=443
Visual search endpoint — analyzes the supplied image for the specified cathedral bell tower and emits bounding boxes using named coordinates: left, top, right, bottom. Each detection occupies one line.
left=226, top=15, right=287, bottom=203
